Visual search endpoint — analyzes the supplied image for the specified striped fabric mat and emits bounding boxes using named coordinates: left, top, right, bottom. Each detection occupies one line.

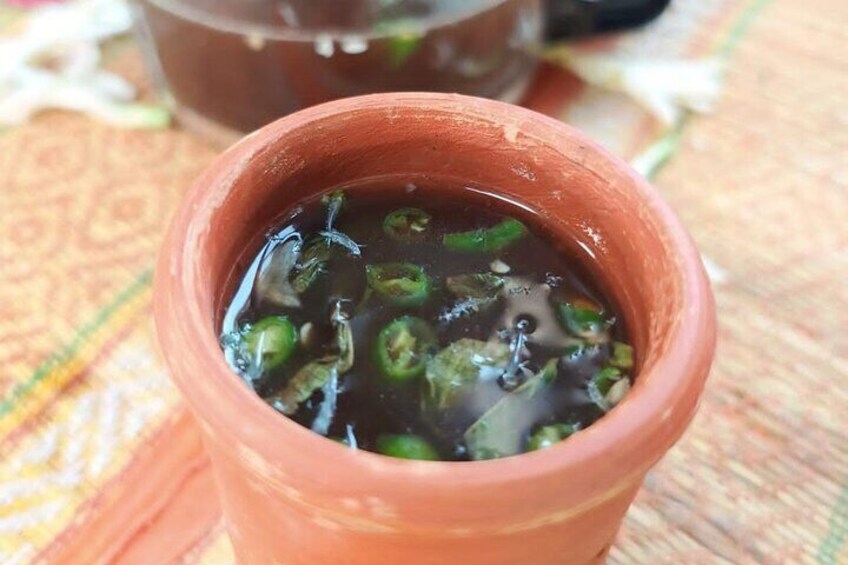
left=1, top=0, right=846, bottom=562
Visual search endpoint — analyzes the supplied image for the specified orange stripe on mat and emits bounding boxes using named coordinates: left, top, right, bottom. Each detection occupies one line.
left=37, top=408, right=220, bottom=565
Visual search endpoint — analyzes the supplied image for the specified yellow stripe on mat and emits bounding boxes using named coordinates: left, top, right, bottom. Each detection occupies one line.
left=0, top=271, right=153, bottom=441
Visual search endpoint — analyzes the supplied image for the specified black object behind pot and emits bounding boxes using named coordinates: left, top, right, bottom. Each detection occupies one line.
left=545, top=0, right=671, bottom=39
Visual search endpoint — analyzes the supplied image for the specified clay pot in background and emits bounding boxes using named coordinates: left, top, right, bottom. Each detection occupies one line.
left=154, top=93, right=716, bottom=564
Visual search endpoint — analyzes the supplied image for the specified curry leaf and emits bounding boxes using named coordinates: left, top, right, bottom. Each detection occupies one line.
left=291, top=238, right=330, bottom=293
left=446, top=273, right=504, bottom=299
left=463, top=359, right=559, bottom=460
left=269, top=359, right=338, bottom=415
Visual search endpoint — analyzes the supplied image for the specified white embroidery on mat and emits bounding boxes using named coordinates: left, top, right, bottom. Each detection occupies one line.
left=565, top=0, right=734, bottom=155
left=5, top=543, right=36, bottom=565
left=0, top=344, right=175, bottom=562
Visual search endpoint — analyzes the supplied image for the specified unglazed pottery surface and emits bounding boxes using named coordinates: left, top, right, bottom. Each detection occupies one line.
left=154, top=93, right=716, bottom=564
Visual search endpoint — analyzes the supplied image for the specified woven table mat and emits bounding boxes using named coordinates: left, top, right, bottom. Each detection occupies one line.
left=1, top=0, right=846, bottom=563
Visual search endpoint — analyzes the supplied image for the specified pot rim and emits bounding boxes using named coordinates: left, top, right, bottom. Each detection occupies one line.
left=154, top=92, right=715, bottom=497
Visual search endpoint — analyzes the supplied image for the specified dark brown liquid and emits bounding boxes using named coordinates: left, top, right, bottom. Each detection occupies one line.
left=135, top=0, right=542, bottom=134
left=220, top=184, right=631, bottom=460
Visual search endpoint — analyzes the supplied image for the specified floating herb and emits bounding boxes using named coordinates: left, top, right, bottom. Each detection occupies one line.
left=291, top=238, right=330, bottom=293
left=267, top=301, right=353, bottom=417
left=587, top=366, right=629, bottom=412
left=557, top=301, right=609, bottom=343
left=425, top=339, right=510, bottom=409
left=446, top=273, right=504, bottom=299
left=464, top=359, right=558, bottom=460
left=527, top=423, right=580, bottom=451
left=610, top=341, right=634, bottom=369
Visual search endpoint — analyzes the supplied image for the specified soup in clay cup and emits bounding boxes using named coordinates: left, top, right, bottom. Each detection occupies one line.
left=154, top=93, right=716, bottom=564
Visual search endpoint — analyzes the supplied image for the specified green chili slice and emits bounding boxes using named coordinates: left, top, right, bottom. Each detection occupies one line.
left=366, top=263, right=431, bottom=307
left=610, top=341, right=634, bottom=369
left=587, top=366, right=623, bottom=411
left=557, top=301, right=607, bottom=340
left=383, top=208, right=431, bottom=241
left=527, top=423, right=580, bottom=451
left=442, top=218, right=527, bottom=253
left=376, top=434, right=439, bottom=461
left=242, top=316, right=298, bottom=371
left=375, top=316, right=437, bottom=381
left=563, top=341, right=591, bottom=360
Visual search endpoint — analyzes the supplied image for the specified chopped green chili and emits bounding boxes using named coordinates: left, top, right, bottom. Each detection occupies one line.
left=376, top=434, right=439, bottom=460
left=375, top=317, right=437, bottom=381
left=366, top=263, right=431, bottom=307
left=557, top=301, right=608, bottom=341
left=383, top=208, right=431, bottom=241
left=527, top=423, right=580, bottom=451
left=610, top=341, right=634, bottom=369
left=442, top=218, right=527, bottom=253
left=446, top=273, right=504, bottom=299
left=242, top=316, right=297, bottom=372
left=587, top=366, right=625, bottom=412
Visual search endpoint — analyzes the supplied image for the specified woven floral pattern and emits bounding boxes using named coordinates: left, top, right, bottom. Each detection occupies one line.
left=1, top=0, right=845, bottom=562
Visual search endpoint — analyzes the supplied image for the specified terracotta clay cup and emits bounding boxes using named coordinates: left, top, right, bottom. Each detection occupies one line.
left=154, top=93, right=716, bottom=564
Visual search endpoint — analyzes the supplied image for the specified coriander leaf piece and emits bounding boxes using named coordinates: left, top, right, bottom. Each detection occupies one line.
left=610, top=341, right=634, bottom=369
left=527, top=423, right=580, bottom=451
left=425, top=339, right=510, bottom=409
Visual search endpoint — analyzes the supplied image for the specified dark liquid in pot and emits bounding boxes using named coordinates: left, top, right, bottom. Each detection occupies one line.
left=220, top=183, right=635, bottom=461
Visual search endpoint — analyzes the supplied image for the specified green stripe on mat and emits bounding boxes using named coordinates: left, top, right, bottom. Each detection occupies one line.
left=0, top=268, right=153, bottom=418
left=715, top=0, right=775, bottom=60
left=713, top=0, right=848, bottom=558
left=635, top=0, right=848, bottom=559
left=820, top=482, right=848, bottom=564
left=636, top=0, right=776, bottom=180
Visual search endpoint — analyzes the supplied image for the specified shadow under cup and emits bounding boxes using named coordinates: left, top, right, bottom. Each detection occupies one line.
left=154, top=93, right=715, bottom=564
